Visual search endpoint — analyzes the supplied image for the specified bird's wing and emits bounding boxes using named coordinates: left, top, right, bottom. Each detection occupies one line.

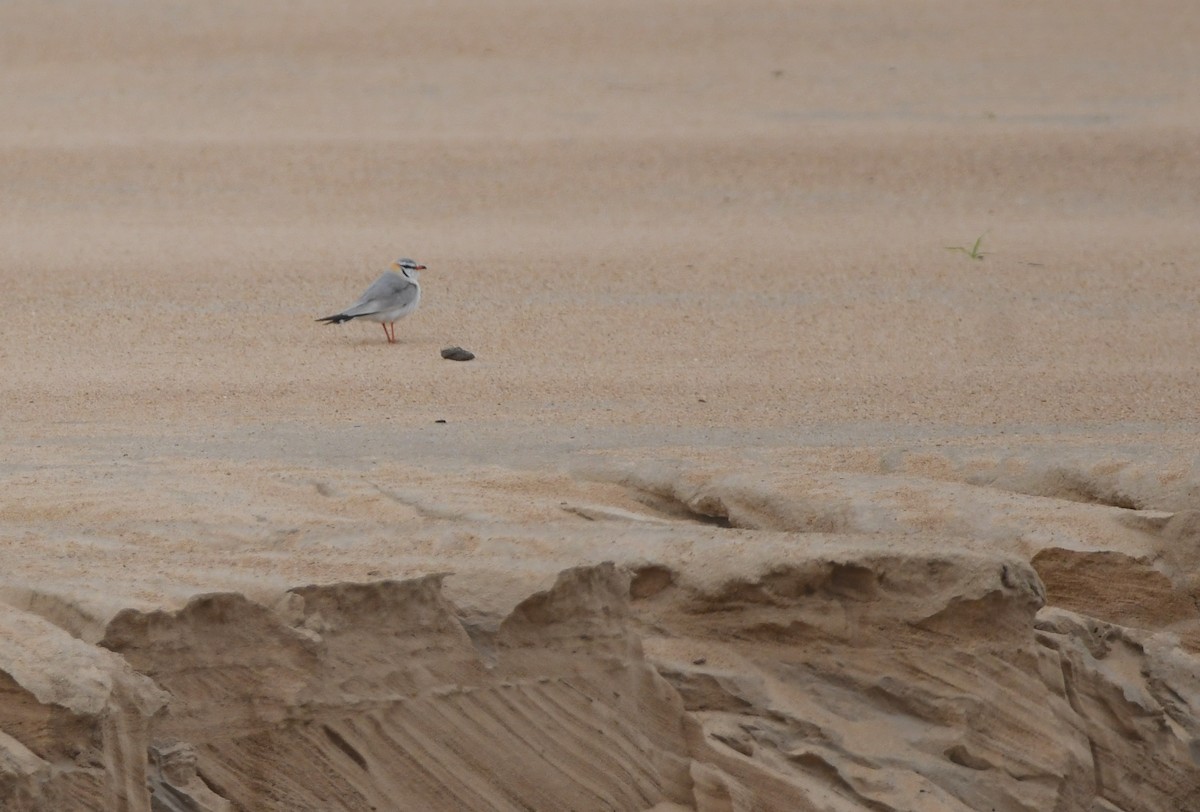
left=339, top=271, right=418, bottom=317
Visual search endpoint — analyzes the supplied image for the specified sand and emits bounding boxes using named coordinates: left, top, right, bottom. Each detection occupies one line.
left=3, top=1, right=1200, bottom=809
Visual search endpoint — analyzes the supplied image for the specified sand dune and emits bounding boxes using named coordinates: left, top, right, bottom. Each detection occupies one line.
left=4, top=444, right=1200, bottom=809
left=3, top=0, right=1200, bottom=809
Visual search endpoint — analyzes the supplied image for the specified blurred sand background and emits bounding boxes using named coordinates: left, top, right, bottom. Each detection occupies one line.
left=3, top=1, right=1200, bottom=810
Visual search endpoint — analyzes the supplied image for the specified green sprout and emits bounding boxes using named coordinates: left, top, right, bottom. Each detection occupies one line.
left=945, top=233, right=988, bottom=260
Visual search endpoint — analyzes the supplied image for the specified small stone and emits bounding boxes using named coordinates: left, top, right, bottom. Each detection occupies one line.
left=441, top=346, right=475, bottom=361
left=434, top=419, right=447, bottom=424
left=692, top=657, right=707, bottom=666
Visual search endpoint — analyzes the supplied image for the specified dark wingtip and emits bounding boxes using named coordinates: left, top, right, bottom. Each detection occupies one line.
left=316, top=314, right=352, bottom=324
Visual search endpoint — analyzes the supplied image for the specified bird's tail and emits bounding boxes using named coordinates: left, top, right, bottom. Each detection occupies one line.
left=316, top=314, right=354, bottom=324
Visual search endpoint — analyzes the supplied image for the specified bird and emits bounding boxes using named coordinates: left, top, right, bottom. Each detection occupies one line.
left=317, top=258, right=425, bottom=343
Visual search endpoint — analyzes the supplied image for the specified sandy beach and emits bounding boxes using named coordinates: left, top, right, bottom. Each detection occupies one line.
left=3, top=1, right=1200, bottom=809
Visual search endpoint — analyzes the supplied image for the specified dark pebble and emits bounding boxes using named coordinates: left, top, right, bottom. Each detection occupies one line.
left=441, top=346, right=475, bottom=361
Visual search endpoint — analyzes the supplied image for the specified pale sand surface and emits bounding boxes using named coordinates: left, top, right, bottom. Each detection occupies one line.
left=3, top=2, right=1200, bottom=810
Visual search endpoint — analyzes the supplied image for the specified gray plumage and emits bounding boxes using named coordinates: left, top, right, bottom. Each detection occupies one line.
left=317, top=257, right=425, bottom=343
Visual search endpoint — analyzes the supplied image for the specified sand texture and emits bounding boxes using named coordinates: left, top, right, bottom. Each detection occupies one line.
left=4, top=1, right=1200, bottom=810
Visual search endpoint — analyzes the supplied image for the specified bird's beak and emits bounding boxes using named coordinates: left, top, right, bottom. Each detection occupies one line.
left=390, top=261, right=402, bottom=270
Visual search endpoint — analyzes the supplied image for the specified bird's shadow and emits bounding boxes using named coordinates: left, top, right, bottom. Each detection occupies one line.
left=335, top=332, right=438, bottom=348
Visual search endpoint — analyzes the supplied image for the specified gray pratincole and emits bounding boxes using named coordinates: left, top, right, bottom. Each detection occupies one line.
left=317, top=258, right=425, bottom=343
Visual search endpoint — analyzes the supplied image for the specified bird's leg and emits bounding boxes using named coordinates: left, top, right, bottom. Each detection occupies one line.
left=387, top=322, right=397, bottom=343
left=381, top=323, right=391, bottom=342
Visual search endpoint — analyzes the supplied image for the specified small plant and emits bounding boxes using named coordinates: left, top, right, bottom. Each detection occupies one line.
left=945, top=233, right=988, bottom=260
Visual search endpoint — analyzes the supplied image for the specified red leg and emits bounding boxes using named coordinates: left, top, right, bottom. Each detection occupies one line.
left=381, top=323, right=390, bottom=342
left=387, top=322, right=397, bottom=343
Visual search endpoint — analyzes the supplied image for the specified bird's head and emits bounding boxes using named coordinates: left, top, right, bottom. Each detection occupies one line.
left=392, top=257, right=426, bottom=279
